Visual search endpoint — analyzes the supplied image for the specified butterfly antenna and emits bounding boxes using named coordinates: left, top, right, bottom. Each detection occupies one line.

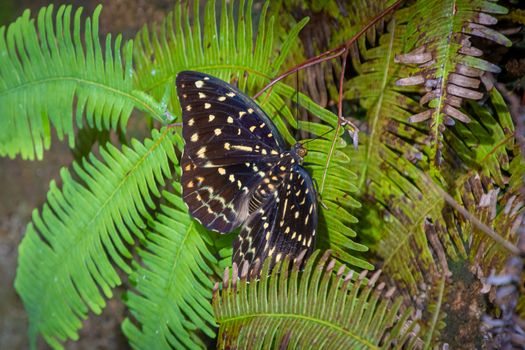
left=300, top=128, right=335, bottom=146
left=295, top=70, right=300, bottom=140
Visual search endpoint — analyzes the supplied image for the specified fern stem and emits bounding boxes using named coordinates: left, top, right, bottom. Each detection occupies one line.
left=423, top=276, right=446, bottom=349
left=0, top=76, right=160, bottom=119
left=218, top=312, right=380, bottom=349
left=320, top=50, right=348, bottom=195
left=253, top=0, right=404, bottom=100
left=424, top=175, right=520, bottom=255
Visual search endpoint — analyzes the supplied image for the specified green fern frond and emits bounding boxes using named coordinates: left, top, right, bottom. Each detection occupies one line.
left=213, top=250, right=420, bottom=349
left=395, top=0, right=512, bottom=167
left=133, top=0, right=308, bottom=112
left=446, top=88, right=514, bottom=187
left=0, top=5, right=140, bottom=159
left=122, top=183, right=218, bottom=350
left=14, top=128, right=177, bottom=348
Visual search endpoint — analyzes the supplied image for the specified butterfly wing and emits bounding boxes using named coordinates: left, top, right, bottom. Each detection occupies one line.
left=233, top=165, right=318, bottom=268
left=176, top=71, right=286, bottom=232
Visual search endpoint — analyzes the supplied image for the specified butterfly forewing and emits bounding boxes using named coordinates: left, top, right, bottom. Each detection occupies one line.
left=176, top=71, right=286, bottom=232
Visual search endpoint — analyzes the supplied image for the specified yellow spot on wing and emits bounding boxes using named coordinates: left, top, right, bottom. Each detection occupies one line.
left=231, top=145, right=253, bottom=152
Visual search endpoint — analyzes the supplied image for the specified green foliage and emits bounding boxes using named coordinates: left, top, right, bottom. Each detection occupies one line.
left=397, top=0, right=512, bottom=167
left=0, top=5, right=132, bottom=159
left=15, top=128, right=177, bottom=348
left=213, top=250, right=419, bottom=349
left=340, top=0, right=522, bottom=346
left=122, top=185, right=218, bottom=350
left=4, top=0, right=523, bottom=349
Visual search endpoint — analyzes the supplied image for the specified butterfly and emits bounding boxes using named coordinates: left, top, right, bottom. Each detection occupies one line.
left=176, top=71, right=317, bottom=269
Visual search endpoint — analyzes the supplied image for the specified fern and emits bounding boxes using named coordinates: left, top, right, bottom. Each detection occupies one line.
left=7, top=0, right=523, bottom=348
left=133, top=0, right=307, bottom=112
left=341, top=2, right=522, bottom=346
left=0, top=4, right=171, bottom=160
left=213, top=250, right=420, bottom=349
left=395, top=0, right=512, bottom=167
left=122, top=184, right=218, bottom=349
left=14, top=128, right=177, bottom=348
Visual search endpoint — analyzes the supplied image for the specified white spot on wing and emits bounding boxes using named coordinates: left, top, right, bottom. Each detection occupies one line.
left=195, top=80, right=204, bottom=88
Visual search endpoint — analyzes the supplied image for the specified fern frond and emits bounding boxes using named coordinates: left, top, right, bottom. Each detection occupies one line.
left=0, top=5, right=133, bottom=159
left=343, top=6, right=522, bottom=345
left=14, top=128, right=177, bottom=348
left=134, top=0, right=307, bottom=112
left=122, top=183, right=218, bottom=350
left=395, top=0, right=512, bottom=166
left=213, top=250, right=420, bottom=349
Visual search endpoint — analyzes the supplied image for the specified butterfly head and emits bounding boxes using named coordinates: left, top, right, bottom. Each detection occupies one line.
left=291, top=143, right=307, bottom=165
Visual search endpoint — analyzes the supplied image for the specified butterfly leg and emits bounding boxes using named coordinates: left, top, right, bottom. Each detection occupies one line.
left=167, top=122, right=183, bottom=129
left=312, top=178, right=329, bottom=210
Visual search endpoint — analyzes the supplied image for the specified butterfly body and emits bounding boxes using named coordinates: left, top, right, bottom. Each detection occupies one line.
left=176, top=71, right=317, bottom=267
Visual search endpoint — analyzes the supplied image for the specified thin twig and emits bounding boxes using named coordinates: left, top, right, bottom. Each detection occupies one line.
left=253, top=0, right=403, bottom=99
left=423, top=175, right=520, bottom=255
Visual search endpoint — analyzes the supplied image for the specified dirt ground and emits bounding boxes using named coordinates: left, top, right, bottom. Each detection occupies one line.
left=0, top=1, right=174, bottom=348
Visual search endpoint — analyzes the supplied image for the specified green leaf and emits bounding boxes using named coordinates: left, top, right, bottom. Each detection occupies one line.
left=0, top=5, right=164, bottom=160
left=213, top=250, right=420, bottom=349
left=397, top=0, right=511, bottom=167
left=14, top=128, right=177, bottom=348
left=122, top=185, right=218, bottom=350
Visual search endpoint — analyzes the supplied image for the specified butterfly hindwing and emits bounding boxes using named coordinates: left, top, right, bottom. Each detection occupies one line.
left=176, top=71, right=286, bottom=232
left=233, top=164, right=318, bottom=268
